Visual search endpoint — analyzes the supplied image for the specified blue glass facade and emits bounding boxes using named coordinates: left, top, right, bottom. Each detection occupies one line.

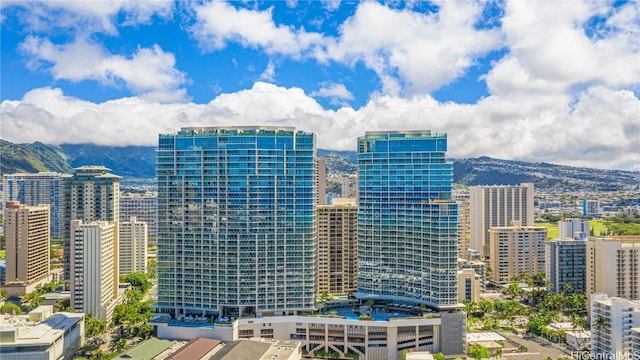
left=356, top=131, right=459, bottom=309
left=156, top=127, right=317, bottom=317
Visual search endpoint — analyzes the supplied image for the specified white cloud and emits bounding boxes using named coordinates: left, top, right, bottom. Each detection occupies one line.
left=324, top=1, right=503, bottom=95
left=19, top=36, right=188, bottom=102
left=2, top=0, right=174, bottom=35
left=2, top=83, right=638, bottom=170
left=259, top=61, right=276, bottom=82
left=189, top=1, right=325, bottom=58
left=490, top=0, right=640, bottom=95
left=310, top=83, right=354, bottom=102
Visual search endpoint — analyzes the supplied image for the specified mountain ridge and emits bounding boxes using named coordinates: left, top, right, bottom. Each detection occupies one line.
left=1, top=140, right=638, bottom=191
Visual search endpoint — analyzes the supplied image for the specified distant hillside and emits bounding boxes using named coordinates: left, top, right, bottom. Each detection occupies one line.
left=0, top=139, right=72, bottom=174
left=1, top=140, right=638, bottom=192
left=60, top=144, right=156, bottom=179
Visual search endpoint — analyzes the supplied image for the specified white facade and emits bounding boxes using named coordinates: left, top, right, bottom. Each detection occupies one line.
left=154, top=312, right=466, bottom=360
left=70, top=220, right=119, bottom=321
left=469, top=183, right=534, bottom=258
left=587, top=236, right=640, bottom=301
left=119, top=193, right=157, bottom=238
left=0, top=306, right=84, bottom=360
left=558, top=218, right=590, bottom=240
left=590, top=294, right=640, bottom=360
left=119, top=216, right=148, bottom=275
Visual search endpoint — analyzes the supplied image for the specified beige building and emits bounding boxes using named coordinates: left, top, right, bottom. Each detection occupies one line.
left=119, top=216, right=148, bottom=275
left=587, top=236, right=640, bottom=301
left=470, top=183, right=534, bottom=258
left=454, top=191, right=471, bottom=259
left=2, top=202, right=51, bottom=295
left=488, top=224, right=547, bottom=286
left=458, top=268, right=481, bottom=302
left=317, top=198, right=358, bottom=296
left=70, top=220, right=120, bottom=321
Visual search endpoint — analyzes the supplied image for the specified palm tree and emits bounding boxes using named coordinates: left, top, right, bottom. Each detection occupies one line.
left=592, top=315, right=610, bottom=353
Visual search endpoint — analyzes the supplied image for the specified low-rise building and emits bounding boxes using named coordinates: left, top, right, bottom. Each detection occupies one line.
left=458, top=269, right=481, bottom=303
left=152, top=309, right=466, bottom=360
left=0, top=305, right=84, bottom=359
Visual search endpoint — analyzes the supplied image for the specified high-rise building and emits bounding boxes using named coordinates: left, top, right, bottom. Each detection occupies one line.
left=341, top=173, right=358, bottom=199
left=157, top=126, right=316, bottom=318
left=583, top=199, right=601, bottom=217
left=454, top=191, right=471, bottom=259
left=119, top=216, right=148, bottom=276
left=2, top=172, right=69, bottom=238
left=488, top=223, right=547, bottom=286
left=317, top=157, right=327, bottom=205
left=587, top=236, right=640, bottom=301
left=120, top=193, right=157, bottom=238
left=356, top=131, right=459, bottom=309
left=70, top=220, right=119, bottom=321
left=317, top=198, right=357, bottom=296
left=2, top=202, right=51, bottom=295
left=546, top=238, right=586, bottom=294
left=590, top=294, right=640, bottom=360
left=558, top=218, right=590, bottom=240
left=469, top=183, right=534, bottom=258
left=63, top=166, right=120, bottom=280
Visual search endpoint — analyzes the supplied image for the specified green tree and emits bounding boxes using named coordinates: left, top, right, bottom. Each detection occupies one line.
left=0, top=289, right=9, bottom=301
left=470, top=344, right=490, bottom=359
left=433, top=352, right=445, bottom=360
left=85, top=315, right=109, bottom=338
left=123, top=272, right=151, bottom=293
left=0, top=302, right=22, bottom=314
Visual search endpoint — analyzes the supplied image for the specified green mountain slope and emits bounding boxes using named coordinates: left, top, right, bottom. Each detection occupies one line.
left=0, top=139, right=72, bottom=174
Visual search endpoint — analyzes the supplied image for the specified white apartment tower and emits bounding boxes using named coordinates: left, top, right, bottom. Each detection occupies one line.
left=558, top=218, right=590, bottom=240
left=587, top=236, right=640, bottom=301
left=2, top=202, right=51, bottom=295
left=2, top=172, right=68, bottom=238
left=70, top=220, right=119, bottom=321
left=454, top=191, right=471, bottom=259
left=591, top=294, right=640, bottom=360
left=118, top=216, right=148, bottom=275
left=120, top=193, right=157, bottom=238
left=470, top=183, right=534, bottom=258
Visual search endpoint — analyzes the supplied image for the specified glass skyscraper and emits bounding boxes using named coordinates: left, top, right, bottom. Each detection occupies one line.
left=356, top=131, right=459, bottom=309
left=157, top=126, right=317, bottom=318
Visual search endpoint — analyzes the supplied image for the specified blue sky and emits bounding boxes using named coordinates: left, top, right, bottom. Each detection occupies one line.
left=1, top=1, right=639, bottom=170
